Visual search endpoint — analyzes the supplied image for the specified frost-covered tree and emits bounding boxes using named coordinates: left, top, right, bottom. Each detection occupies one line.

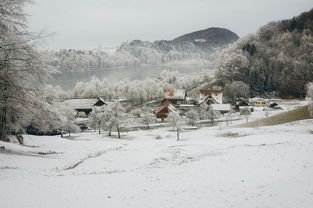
left=198, top=108, right=209, bottom=120
left=107, top=101, right=132, bottom=139
left=223, top=81, right=249, bottom=104
left=241, top=107, right=251, bottom=122
left=225, top=112, right=232, bottom=126
left=168, top=112, right=184, bottom=141
left=59, top=104, right=79, bottom=137
left=140, top=106, right=156, bottom=129
left=185, top=109, right=199, bottom=126
left=89, top=106, right=106, bottom=134
left=0, top=0, right=51, bottom=140
left=208, top=106, right=216, bottom=126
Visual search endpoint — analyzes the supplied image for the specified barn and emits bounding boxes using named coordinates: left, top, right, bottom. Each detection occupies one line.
left=63, top=97, right=107, bottom=117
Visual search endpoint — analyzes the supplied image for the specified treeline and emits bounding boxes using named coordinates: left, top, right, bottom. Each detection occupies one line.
left=216, top=8, right=313, bottom=98
left=48, top=39, right=226, bottom=72
left=47, top=70, right=212, bottom=104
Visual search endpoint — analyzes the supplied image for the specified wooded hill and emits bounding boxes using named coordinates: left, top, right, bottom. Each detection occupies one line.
left=49, top=27, right=238, bottom=72
left=216, top=8, right=313, bottom=98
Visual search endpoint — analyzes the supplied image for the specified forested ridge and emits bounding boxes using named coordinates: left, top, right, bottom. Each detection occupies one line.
left=216, top=8, right=313, bottom=97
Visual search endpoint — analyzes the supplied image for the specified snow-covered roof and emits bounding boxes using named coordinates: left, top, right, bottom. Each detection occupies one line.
left=64, top=98, right=106, bottom=110
left=163, top=89, right=186, bottom=100
left=155, top=102, right=180, bottom=116
left=112, top=98, right=128, bottom=103
left=250, top=97, right=268, bottom=102
left=211, top=104, right=231, bottom=111
left=199, top=95, right=219, bottom=105
left=167, top=104, right=180, bottom=116
left=179, top=104, right=195, bottom=108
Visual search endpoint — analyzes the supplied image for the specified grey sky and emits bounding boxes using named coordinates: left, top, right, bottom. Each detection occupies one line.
left=26, top=0, right=313, bottom=50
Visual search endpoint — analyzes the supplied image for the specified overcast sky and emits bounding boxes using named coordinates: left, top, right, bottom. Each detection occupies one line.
left=26, top=0, right=312, bottom=50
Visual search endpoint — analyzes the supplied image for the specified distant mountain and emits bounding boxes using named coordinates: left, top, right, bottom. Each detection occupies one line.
left=173, top=27, right=239, bottom=48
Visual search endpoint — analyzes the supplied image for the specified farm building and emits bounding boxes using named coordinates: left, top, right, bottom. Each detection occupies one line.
left=63, top=97, right=107, bottom=117
left=162, top=89, right=186, bottom=105
left=154, top=102, right=180, bottom=119
left=199, top=82, right=224, bottom=106
left=251, top=98, right=268, bottom=107
left=211, top=104, right=231, bottom=114
left=235, top=98, right=250, bottom=109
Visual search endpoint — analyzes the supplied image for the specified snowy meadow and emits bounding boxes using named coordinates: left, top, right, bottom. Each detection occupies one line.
left=1, top=108, right=313, bottom=208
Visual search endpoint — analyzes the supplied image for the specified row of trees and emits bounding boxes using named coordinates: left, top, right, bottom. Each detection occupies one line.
left=47, top=70, right=212, bottom=104
left=216, top=8, right=313, bottom=98
left=89, top=102, right=132, bottom=139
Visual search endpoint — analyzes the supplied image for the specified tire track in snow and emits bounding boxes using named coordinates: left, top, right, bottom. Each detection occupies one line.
left=64, top=146, right=124, bottom=171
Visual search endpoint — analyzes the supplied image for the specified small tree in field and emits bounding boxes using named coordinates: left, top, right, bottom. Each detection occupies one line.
left=47, top=103, right=79, bottom=138
left=185, top=109, right=199, bottom=126
left=101, top=108, right=114, bottom=136
left=107, top=101, right=132, bottom=139
left=241, top=107, right=251, bottom=122
left=90, top=106, right=105, bottom=134
left=208, top=106, right=216, bottom=126
left=62, top=106, right=79, bottom=137
left=225, top=112, right=232, bottom=126
left=168, top=112, right=184, bottom=141
left=140, top=106, right=156, bottom=129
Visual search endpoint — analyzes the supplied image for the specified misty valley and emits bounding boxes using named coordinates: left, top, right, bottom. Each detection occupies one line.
left=50, top=64, right=210, bottom=90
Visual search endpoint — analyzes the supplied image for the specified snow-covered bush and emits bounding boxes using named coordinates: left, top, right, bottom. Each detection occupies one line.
left=185, top=110, right=199, bottom=126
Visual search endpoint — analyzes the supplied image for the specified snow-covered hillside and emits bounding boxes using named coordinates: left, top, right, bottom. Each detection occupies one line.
left=1, top=119, right=313, bottom=208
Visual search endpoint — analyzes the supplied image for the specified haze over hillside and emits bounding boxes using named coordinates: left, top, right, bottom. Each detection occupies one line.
left=50, top=27, right=239, bottom=72
left=48, top=27, right=238, bottom=89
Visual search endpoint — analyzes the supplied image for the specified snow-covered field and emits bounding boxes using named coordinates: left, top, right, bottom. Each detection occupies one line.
left=1, top=117, right=313, bottom=208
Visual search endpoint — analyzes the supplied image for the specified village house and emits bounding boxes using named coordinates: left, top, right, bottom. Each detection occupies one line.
left=235, top=98, right=250, bottom=111
left=211, top=104, right=231, bottom=114
left=154, top=102, right=180, bottom=119
left=63, top=97, right=107, bottom=117
left=177, top=104, right=196, bottom=115
left=198, top=82, right=224, bottom=110
left=251, top=98, right=268, bottom=107
left=162, top=89, right=186, bottom=105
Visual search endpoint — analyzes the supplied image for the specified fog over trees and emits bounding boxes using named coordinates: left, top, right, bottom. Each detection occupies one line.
left=48, top=41, right=219, bottom=73
left=52, top=70, right=212, bottom=103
